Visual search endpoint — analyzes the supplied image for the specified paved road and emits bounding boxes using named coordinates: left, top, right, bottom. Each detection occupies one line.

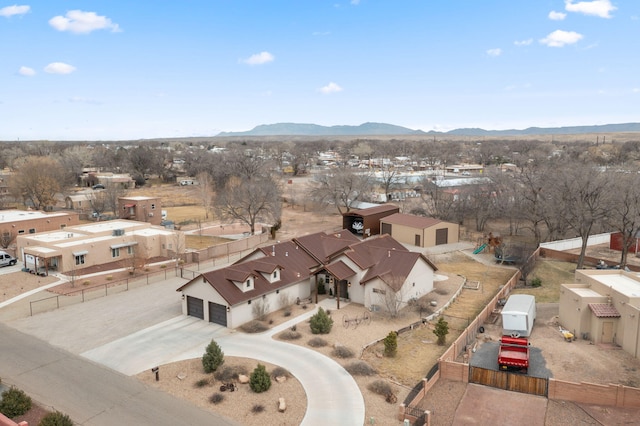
left=0, top=322, right=239, bottom=426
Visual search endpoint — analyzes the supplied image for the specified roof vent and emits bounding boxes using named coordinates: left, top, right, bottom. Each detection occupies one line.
left=388, top=250, right=391, bottom=257
left=285, top=252, right=288, bottom=256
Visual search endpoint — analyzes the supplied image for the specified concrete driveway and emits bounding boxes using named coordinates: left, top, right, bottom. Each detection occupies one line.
left=5, top=278, right=365, bottom=426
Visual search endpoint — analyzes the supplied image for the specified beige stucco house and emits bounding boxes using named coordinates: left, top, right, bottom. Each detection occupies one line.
left=379, top=213, right=459, bottom=248
left=560, top=269, right=640, bottom=359
left=177, top=230, right=437, bottom=328
left=17, top=219, right=183, bottom=275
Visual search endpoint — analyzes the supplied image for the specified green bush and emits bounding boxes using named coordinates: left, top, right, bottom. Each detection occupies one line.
left=38, top=411, right=73, bottom=426
left=530, top=277, right=542, bottom=287
left=202, top=339, right=224, bottom=373
left=317, top=282, right=326, bottom=295
left=309, top=307, right=333, bottom=334
left=433, top=317, right=449, bottom=346
left=383, top=331, right=398, bottom=357
left=249, top=364, right=272, bottom=393
left=0, top=387, right=32, bottom=418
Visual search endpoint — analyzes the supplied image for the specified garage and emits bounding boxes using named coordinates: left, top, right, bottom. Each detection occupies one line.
left=186, top=296, right=204, bottom=319
left=209, top=301, right=227, bottom=326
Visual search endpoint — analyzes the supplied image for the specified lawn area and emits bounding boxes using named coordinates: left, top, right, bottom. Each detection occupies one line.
left=185, top=234, right=233, bottom=250
left=164, top=205, right=210, bottom=224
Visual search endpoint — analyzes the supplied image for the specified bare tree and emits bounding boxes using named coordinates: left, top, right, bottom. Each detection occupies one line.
left=311, top=167, right=375, bottom=214
left=196, top=171, right=214, bottom=219
left=375, top=275, right=409, bottom=318
left=606, top=172, right=640, bottom=267
left=0, top=229, right=13, bottom=248
left=214, top=175, right=282, bottom=234
left=10, top=156, right=67, bottom=210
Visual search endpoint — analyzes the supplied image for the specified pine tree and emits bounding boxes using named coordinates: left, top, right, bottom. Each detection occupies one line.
left=383, top=331, right=398, bottom=357
left=249, top=364, right=271, bottom=393
left=310, top=307, right=334, bottom=334
left=433, top=317, right=449, bottom=346
left=202, top=339, right=224, bottom=373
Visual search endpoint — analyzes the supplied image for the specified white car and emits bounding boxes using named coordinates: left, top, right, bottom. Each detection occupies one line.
left=0, top=251, right=17, bottom=267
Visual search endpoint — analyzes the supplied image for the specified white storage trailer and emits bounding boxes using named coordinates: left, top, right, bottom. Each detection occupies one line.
left=501, top=294, right=536, bottom=337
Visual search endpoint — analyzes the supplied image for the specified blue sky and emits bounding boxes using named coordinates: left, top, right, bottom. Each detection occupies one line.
left=1, top=0, right=638, bottom=140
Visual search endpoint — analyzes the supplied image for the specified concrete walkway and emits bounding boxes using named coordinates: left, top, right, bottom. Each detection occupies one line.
left=3, top=278, right=365, bottom=425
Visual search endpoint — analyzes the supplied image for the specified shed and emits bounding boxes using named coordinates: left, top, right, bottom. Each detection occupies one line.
left=342, top=204, right=399, bottom=238
left=379, top=213, right=459, bottom=248
left=609, top=231, right=640, bottom=254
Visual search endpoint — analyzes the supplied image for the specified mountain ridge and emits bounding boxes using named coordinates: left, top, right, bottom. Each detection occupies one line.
left=215, top=122, right=640, bottom=137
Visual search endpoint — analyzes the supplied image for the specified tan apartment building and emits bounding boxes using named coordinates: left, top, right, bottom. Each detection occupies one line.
left=118, top=196, right=162, bottom=226
left=17, top=219, right=183, bottom=275
left=560, top=269, right=640, bottom=359
left=0, top=210, right=80, bottom=249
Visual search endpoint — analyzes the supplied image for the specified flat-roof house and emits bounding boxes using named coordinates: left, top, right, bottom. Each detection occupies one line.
left=560, top=269, right=640, bottom=359
left=16, top=219, right=183, bottom=275
left=118, top=196, right=162, bottom=226
left=379, top=213, right=459, bottom=248
left=0, top=209, right=80, bottom=249
left=177, top=230, right=437, bottom=328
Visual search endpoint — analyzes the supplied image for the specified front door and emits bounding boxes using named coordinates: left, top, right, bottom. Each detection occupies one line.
left=602, top=321, right=614, bottom=343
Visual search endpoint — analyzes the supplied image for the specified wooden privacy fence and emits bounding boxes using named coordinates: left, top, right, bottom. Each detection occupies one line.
left=470, top=366, right=548, bottom=397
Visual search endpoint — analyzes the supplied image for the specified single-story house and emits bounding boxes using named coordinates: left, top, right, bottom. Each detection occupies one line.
left=16, top=219, right=183, bottom=275
left=342, top=204, right=399, bottom=238
left=379, top=213, right=459, bottom=248
left=177, top=230, right=437, bottom=328
left=559, top=269, right=640, bottom=359
left=0, top=210, right=80, bottom=249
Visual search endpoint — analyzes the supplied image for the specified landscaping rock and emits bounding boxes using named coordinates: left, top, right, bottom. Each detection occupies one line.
left=278, top=397, right=286, bottom=412
left=238, top=374, right=249, bottom=384
left=275, top=375, right=287, bottom=383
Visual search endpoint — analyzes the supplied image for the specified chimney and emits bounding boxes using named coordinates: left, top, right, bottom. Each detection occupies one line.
left=271, top=245, right=275, bottom=256
left=388, top=250, right=391, bottom=257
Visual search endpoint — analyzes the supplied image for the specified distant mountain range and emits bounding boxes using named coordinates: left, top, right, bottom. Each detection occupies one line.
left=215, top=122, right=640, bottom=137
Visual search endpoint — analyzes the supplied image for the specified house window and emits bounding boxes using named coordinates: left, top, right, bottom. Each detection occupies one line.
left=112, top=247, right=120, bottom=258
left=29, top=228, right=36, bottom=233
left=18, top=230, right=25, bottom=234
left=75, top=254, right=85, bottom=265
left=373, top=288, right=386, bottom=295
left=60, top=224, right=66, bottom=230
left=248, top=300, right=252, bottom=305
left=151, top=204, right=156, bottom=210
left=127, top=246, right=134, bottom=255
left=325, top=275, right=330, bottom=284
left=246, top=280, right=251, bottom=288
left=273, top=270, right=278, bottom=280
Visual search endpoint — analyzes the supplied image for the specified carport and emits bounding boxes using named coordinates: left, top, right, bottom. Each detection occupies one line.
left=342, top=204, right=399, bottom=238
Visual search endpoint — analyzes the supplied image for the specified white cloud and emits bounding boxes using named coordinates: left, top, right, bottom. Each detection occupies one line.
left=0, top=5, right=30, bottom=17
left=540, top=30, right=583, bottom=47
left=514, top=38, right=533, bottom=46
left=565, top=0, right=616, bottom=18
left=241, top=51, right=274, bottom=65
left=19, top=66, right=35, bottom=76
left=548, top=11, right=567, bottom=20
left=49, top=10, right=121, bottom=34
left=44, top=62, right=76, bottom=74
left=318, top=82, right=343, bottom=94
left=486, top=48, right=502, bottom=57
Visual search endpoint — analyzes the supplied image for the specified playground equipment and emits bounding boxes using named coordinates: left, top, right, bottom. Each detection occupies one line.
left=487, top=232, right=503, bottom=252
left=473, top=243, right=487, bottom=255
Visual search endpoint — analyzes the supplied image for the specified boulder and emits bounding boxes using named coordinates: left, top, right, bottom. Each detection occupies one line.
left=238, top=374, right=250, bottom=384
left=275, top=375, right=287, bottom=383
left=278, top=397, right=286, bottom=412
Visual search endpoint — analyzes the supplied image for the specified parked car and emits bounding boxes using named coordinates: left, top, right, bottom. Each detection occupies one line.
left=179, top=180, right=194, bottom=186
left=0, top=251, right=17, bottom=267
left=92, top=184, right=105, bottom=190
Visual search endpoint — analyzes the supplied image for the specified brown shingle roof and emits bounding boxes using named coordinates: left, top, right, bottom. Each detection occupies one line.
left=325, top=261, right=357, bottom=281
left=588, top=303, right=621, bottom=318
left=380, top=213, right=443, bottom=229
left=293, top=229, right=359, bottom=263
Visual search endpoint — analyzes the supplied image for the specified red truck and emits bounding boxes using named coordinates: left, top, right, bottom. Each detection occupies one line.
left=498, top=336, right=529, bottom=374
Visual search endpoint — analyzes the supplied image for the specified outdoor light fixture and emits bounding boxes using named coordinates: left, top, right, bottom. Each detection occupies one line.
left=181, top=294, right=185, bottom=300
left=226, top=306, right=230, bottom=312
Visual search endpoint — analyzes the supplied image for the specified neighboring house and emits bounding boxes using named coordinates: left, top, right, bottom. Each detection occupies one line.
left=83, top=172, right=136, bottom=189
left=380, top=213, right=459, bottom=248
left=118, top=196, right=162, bottom=226
left=0, top=210, right=80, bottom=249
left=609, top=231, right=640, bottom=255
left=64, top=190, right=94, bottom=211
left=342, top=204, right=399, bottom=238
left=16, top=219, right=183, bottom=275
left=423, top=176, right=492, bottom=202
left=560, top=269, right=640, bottom=359
left=177, top=230, right=437, bottom=328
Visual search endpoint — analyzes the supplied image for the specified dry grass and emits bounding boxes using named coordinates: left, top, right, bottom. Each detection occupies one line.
left=511, top=259, right=576, bottom=302
left=185, top=234, right=233, bottom=250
